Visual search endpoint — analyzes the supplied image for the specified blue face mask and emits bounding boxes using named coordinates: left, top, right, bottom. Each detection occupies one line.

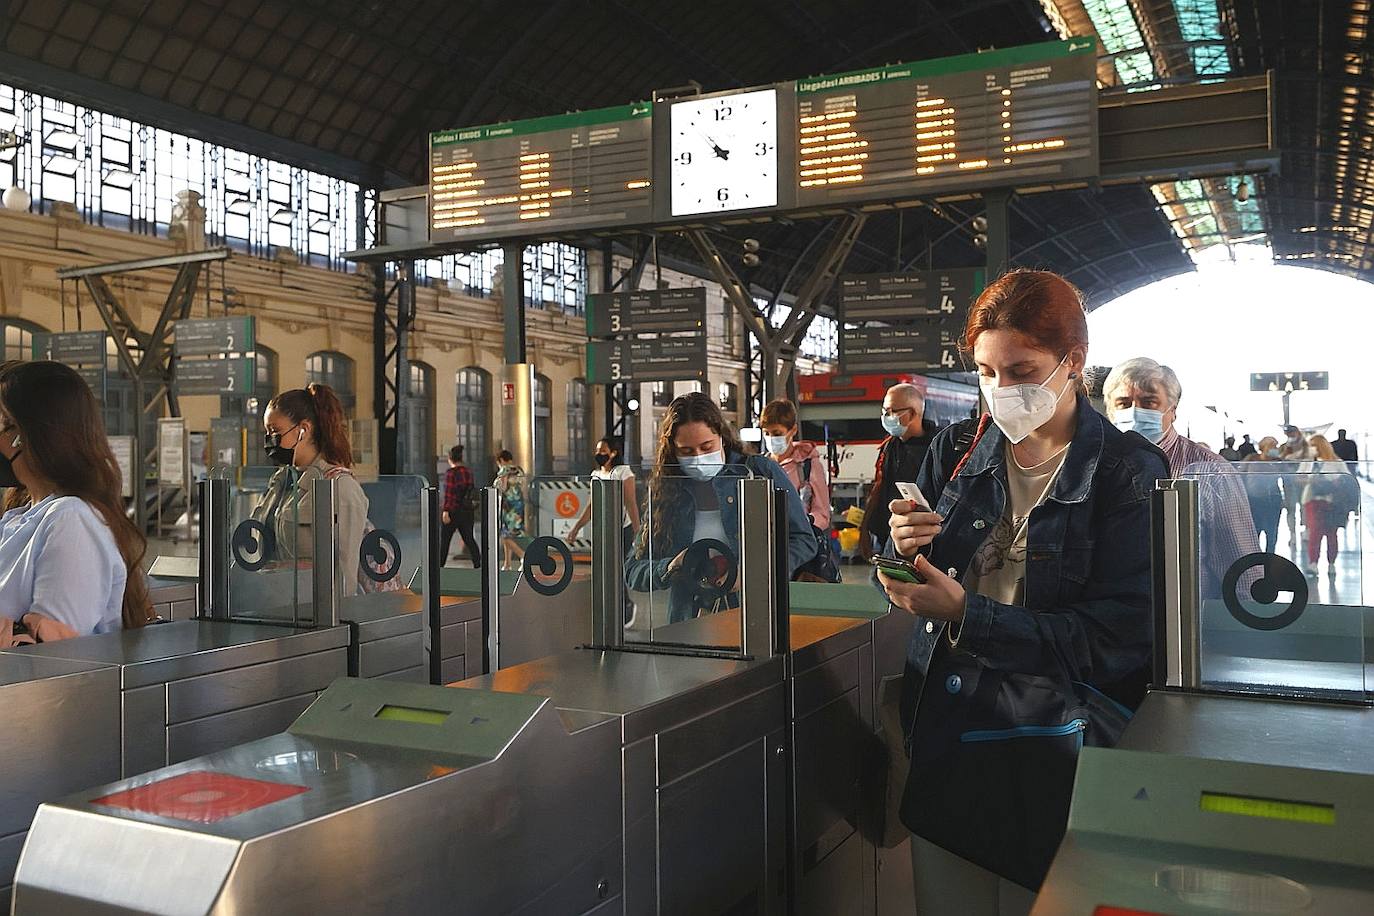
left=678, top=450, right=725, bottom=481
left=881, top=413, right=907, bottom=437
left=763, top=434, right=790, bottom=455
left=1113, top=406, right=1167, bottom=444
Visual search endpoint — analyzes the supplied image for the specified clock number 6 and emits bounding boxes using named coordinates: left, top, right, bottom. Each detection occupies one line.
left=717, top=188, right=729, bottom=202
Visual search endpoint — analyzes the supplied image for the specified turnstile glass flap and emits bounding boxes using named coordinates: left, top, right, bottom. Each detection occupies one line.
left=207, top=465, right=313, bottom=625
left=1157, top=461, right=1370, bottom=703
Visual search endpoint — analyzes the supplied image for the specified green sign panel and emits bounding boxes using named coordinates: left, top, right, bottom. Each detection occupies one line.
left=176, top=356, right=256, bottom=395
left=174, top=316, right=255, bottom=357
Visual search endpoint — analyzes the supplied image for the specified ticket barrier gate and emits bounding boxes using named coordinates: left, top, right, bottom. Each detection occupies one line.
left=12, top=473, right=903, bottom=913
left=1036, top=465, right=1374, bottom=914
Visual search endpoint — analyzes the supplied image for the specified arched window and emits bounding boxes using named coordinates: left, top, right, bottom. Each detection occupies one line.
left=305, top=350, right=356, bottom=414
left=0, top=318, right=44, bottom=362
left=533, top=373, right=553, bottom=477
left=401, top=361, right=436, bottom=482
left=456, top=366, right=491, bottom=485
left=718, top=381, right=738, bottom=414
left=567, top=378, right=589, bottom=469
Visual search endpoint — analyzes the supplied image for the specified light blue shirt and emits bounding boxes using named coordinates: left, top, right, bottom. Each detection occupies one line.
left=0, top=495, right=126, bottom=635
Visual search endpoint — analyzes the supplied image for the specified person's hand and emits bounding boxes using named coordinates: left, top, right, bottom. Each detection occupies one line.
left=665, top=548, right=691, bottom=579
left=878, top=556, right=966, bottom=622
left=20, top=612, right=79, bottom=643
left=888, top=499, right=943, bottom=557
left=442, top=511, right=451, bottom=525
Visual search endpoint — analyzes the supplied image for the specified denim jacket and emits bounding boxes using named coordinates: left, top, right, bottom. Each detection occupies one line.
left=897, top=395, right=1167, bottom=730
left=625, top=452, right=817, bottom=622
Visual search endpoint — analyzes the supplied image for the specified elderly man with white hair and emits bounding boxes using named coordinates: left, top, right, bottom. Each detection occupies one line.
left=1104, top=357, right=1259, bottom=598
left=861, top=382, right=937, bottom=556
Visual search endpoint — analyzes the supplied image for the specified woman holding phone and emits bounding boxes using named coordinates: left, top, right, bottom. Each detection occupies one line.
left=876, top=270, right=1167, bottom=913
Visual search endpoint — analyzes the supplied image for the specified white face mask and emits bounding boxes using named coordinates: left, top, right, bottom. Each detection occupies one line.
left=763, top=434, right=790, bottom=455
left=979, top=355, right=1072, bottom=444
left=678, top=450, right=726, bottom=481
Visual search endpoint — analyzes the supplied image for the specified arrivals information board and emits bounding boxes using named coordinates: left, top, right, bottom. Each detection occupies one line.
left=794, top=40, right=1098, bottom=207
left=586, top=287, right=707, bottom=337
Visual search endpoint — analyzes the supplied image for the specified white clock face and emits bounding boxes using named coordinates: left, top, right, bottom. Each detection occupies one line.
left=670, top=88, right=778, bottom=217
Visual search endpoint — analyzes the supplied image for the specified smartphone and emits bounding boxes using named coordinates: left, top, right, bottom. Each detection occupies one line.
left=895, top=482, right=932, bottom=512
left=870, top=555, right=926, bottom=585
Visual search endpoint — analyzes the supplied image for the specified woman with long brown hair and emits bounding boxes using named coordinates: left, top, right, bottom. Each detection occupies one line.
left=624, top=391, right=816, bottom=623
left=252, top=383, right=369, bottom=593
left=0, top=360, right=151, bottom=639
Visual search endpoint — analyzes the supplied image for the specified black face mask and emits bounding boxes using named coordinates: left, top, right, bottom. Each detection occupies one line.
left=593, top=453, right=610, bottom=467
left=264, top=425, right=300, bottom=466
left=0, top=430, right=21, bottom=488
left=0, top=448, right=20, bottom=488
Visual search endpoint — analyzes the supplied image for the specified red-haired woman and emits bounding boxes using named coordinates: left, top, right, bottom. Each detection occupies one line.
left=0, top=360, right=152, bottom=643
left=877, top=270, right=1167, bottom=911
left=254, top=383, right=369, bottom=593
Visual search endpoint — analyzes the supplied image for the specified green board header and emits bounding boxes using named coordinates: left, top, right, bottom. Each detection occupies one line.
left=432, top=102, right=653, bottom=147
left=796, top=38, right=1095, bottom=95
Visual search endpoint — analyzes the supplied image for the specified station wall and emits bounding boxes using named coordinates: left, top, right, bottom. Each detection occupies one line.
left=0, top=205, right=753, bottom=482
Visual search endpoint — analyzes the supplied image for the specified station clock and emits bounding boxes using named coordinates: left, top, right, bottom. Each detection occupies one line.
left=669, top=88, right=779, bottom=217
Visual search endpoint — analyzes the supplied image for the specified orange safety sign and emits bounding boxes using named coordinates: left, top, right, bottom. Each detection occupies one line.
left=555, top=491, right=581, bottom=518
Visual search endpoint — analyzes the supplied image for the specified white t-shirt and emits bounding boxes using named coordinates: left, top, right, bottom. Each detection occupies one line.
left=0, top=494, right=126, bottom=635
left=963, top=444, right=1068, bottom=607
left=692, top=508, right=728, bottom=544
left=593, top=463, right=635, bottom=528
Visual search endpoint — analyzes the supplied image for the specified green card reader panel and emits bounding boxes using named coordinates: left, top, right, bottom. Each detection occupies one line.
left=1067, top=747, right=1374, bottom=871
left=290, top=677, right=547, bottom=762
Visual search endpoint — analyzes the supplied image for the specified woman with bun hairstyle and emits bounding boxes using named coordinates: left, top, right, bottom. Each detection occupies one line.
left=877, top=270, right=1168, bottom=910
left=0, top=360, right=152, bottom=642
left=253, top=383, right=369, bottom=594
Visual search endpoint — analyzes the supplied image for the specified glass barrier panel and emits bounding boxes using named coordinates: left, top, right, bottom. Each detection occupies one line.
left=334, top=474, right=429, bottom=625
left=210, top=464, right=311, bottom=626
left=1181, top=459, right=1369, bottom=701
left=622, top=462, right=756, bottom=653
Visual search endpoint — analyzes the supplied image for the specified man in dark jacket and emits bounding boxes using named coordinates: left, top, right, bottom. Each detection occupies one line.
left=1333, top=428, right=1360, bottom=469
left=861, top=383, right=937, bottom=556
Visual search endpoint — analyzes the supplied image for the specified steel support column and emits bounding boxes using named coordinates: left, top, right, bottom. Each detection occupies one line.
left=685, top=214, right=865, bottom=418
left=984, top=188, right=1012, bottom=278
left=56, top=248, right=230, bottom=532
left=502, top=241, right=527, bottom=365
left=372, top=261, right=415, bottom=475
left=500, top=242, right=534, bottom=474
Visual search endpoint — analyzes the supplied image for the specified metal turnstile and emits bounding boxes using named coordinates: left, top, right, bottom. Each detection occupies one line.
left=1035, top=466, right=1374, bottom=914
left=13, top=678, right=622, bottom=915
left=1, top=620, right=349, bottom=778
left=0, top=655, right=120, bottom=909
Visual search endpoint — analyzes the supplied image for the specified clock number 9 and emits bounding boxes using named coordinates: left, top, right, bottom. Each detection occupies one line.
left=714, top=106, right=732, bottom=121
left=677, top=151, right=692, bottom=166
left=755, top=142, right=771, bottom=156
left=717, top=188, right=729, bottom=202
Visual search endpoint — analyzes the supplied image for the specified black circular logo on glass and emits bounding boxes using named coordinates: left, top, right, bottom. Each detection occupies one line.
left=1223, top=552, right=1309, bottom=631
left=232, top=520, right=275, bottom=572
left=683, top=538, right=738, bottom=606
left=522, top=537, right=574, bottom=596
left=361, top=529, right=403, bottom=583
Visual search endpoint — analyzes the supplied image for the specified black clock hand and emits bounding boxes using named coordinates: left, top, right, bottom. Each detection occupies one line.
left=702, top=133, right=730, bottom=160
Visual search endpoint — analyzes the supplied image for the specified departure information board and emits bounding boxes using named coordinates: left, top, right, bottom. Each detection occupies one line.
left=429, top=103, right=653, bottom=243
left=839, top=326, right=963, bottom=374
left=586, top=337, right=708, bottom=384
left=586, top=287, right=707, bottom=337
left=838, top=269, right=984, bottom=323
left=794, top=39, right=1097, bottom=207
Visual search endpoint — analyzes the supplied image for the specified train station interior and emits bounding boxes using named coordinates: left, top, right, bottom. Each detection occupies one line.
left=0, top=1, right=1371, bottom=914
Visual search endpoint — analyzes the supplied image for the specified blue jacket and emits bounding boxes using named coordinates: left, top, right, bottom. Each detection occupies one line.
left=898, top=395, right=1167, bottom=731
left=890, top=396, right=1166, bottom=887
left=625, top=452, right=818, bottom=622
